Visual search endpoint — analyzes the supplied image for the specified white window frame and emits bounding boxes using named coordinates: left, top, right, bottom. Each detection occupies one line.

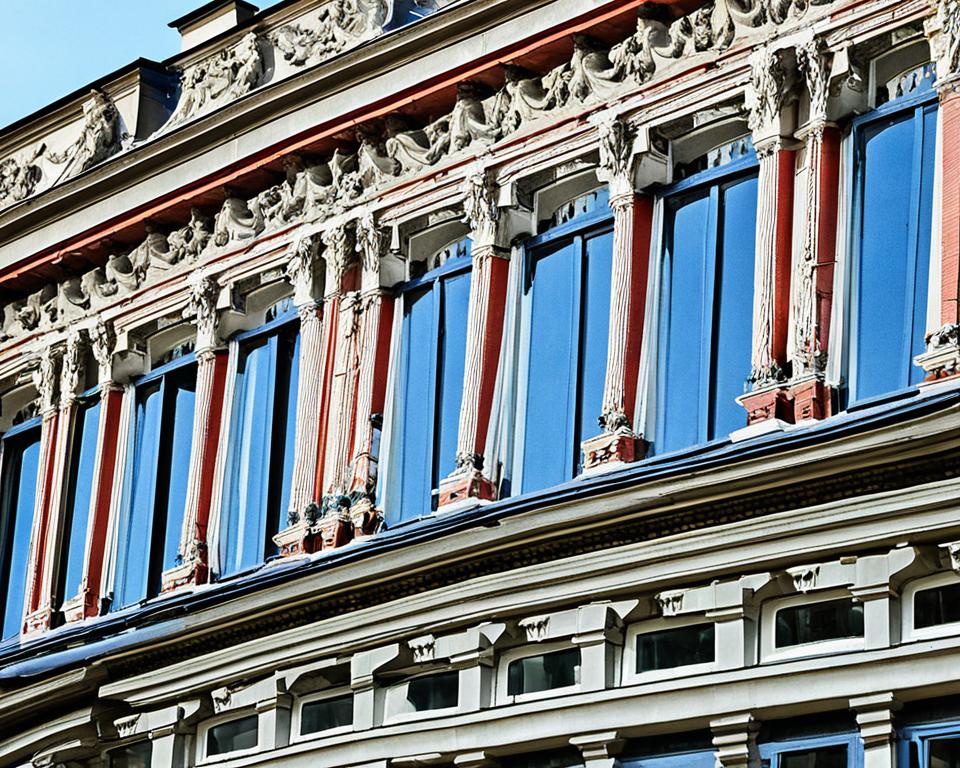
left=901, top=571, right=960, bottom=642
left=760, top=590, right=865, bottom=663
left=382, top=668, right=461, bottom=725
left=495, top=640, right=582, bottom=706
left=622, top=615, right=719, bottom=685
left=196, top=710, right=260, bottom=764
left=290, top=686, right=355, bottom=743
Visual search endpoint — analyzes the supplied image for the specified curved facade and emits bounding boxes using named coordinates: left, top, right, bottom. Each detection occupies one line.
left=0, top=0, right=959, bottom=765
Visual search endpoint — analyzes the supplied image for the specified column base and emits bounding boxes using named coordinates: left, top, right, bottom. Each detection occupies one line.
left=437, top=467, right=497, bottom=509
left=161, top=557, right=208, bottom=594
left=273, top=520, right=323, bottom=557
left=916, top=326, right=960, bottom=383
left=23, top=605, right=54, bottom=636
left=789, top=377, right=832, bottom=422
left=61, top=587, right=99, bottom=624
left=581, top=429, right=645, bottom=471
left=738, top=384, right=793, bottom=426
left=317, top=511, right=353, bottom=549
left=348, top=497, right=383, bottom=541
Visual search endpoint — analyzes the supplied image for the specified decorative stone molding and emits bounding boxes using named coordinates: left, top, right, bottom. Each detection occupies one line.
left=408, top=634, right=436, bottom=663
left=164, top=32, right=264, bottom=130
left=60, top=329, right=89, bottom=407
left=916, top=323, right=960, bottom=381
left=184, top=272, right=222, bottom=352
left=712, top=713, right=761, bottom=768
left=852, top=693, right=901, bottom=768
left=656, top=591, right=684, bottom=617
left=33, top=346, right=64, bottom=417
left=519, top=615, right=550, bottom=642
left=927, top=0, right=960, bottom=89
left=941, top=540, right=960, bottom=573
left=273, top=0, right=389, bottom=68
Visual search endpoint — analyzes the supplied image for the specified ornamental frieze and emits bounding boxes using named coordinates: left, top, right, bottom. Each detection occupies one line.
left=1, top=0, right=852, bottom=343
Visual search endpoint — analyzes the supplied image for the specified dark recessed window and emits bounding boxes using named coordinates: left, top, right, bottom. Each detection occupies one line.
left=914, top=583, right=960, bottom=629
left=507, top=647, right=580, bottom=696
left=778, top=745, right=848, bottom=768
left=108, top=740, right=152, bottom=768
left=207, top=714, right=258, bottom=757
left=637, top=623, right=715, bottom=673
left=406, top=671, right=459, bottom=711
left=775, top=599, right=864, bottom=648
left=300, top=693, right=353, bottom=734
left=929, top=738, right=960, bottom=768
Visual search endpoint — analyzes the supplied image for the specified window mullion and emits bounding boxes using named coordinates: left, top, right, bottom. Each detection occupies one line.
left=428, top=279, right=443, bottom=501
left=569, top=235, right=585, bottom=479
left=700, top=186, right=722, bottom=444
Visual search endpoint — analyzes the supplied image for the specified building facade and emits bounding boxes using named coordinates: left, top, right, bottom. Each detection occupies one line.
left=0, top=0, right=959, bottom=764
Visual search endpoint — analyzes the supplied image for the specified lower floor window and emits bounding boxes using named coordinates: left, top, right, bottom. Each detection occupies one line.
left=507, top=647, right=580, bottom=696
left=776, top=746, right=849, bottom=768
left=108, top=741, right=152, bottom=768
left=775, top=598, right=864, bottom=648
left=407, top=671, right=459, bottom=711
left=637, top=623, right=715, bottom=673
left=206, top=714, right=258, bottom=757
left=914, top=583, right=960, bottom=630
left=929, top=739, right=960, bottom=768
left=300, top=693, right=353, bottom=735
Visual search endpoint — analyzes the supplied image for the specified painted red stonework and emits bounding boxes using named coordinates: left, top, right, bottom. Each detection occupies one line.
left=941, top=92, right=960, bottom=327
left=772, top=148, right=796, bottom=369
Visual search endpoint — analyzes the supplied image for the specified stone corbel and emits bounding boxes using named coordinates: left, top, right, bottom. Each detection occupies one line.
left=350, top=643, right=403, bottom=730
left=851, top=693, right=901, bottom=768
left=712, top=713, right=761, bottom=768
left=570, top=732, right=624, bottom=768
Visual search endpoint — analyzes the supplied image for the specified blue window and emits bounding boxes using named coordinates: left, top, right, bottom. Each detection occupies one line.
left=383, top=238, right=471, bottom=524
left=849, top=65, right=937, bottom=403
left=0, top=419, right=42, bottom=640
left=900, top=721, right=960, bottom=768
left=517, top=187, right=613, bottom=493
left=760, top=733, right=861, bottom=768
left=220, top=310, right=300, bottom=576
left=622, top=747, right=715, bottom=768
left=58, top=393, right=102, bottom=603
left=655, top=152, right=758, bottom=454
left=113, top=356, right=197, bottom=609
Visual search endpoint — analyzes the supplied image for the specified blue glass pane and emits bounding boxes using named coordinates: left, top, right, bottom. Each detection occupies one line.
left=222, top=338, right=277, bottom=575
left=115, top=382, right=164, bottom=608
left=656, top=192, right=712, bottom=454
left=387, top=286, right=437, bottom=523
left=853, top=112, right=929, bottom=400
left=522, top=240, right=579, bottom=493
left=623, top=752, right=717, bottom=768
left=909, top=105, right=938, bottom=385
left=577, top=228, right=613, bottom=456
left=61, top=399, right=102, bottom=600
left=1, top=429, right=41, bottom=639
left=277, top=332, right=300, bottom=533
left=435, top=271, right=470, bottom=483
left=161, top=376, right=197, bottom=571
left=710, top=174, right=757, bottom=438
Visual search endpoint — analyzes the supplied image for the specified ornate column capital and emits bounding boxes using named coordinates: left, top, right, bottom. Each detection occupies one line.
left=746, top=46, right=797, bottom=152
left=796, top=37, right=832, bottom=131
left=355, top=211, right=387, bottom=292
left=595, top=116, right=636, bottom=202
left=286, top=233, right=324, bottom=307
left=320, top=223, right=356, bottom=299
left=33, top=346, right=63, bottom=417
left=926, top=0, right=960, bottom=92
left=461, top=167, right=503, bottom=253
left=183, top=272, right=222, bottom=352
left=60, top=329, right=89, bottom=407
left=90, top=320, right=117, bottom=387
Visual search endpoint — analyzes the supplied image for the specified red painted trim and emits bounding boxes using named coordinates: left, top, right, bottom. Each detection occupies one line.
left=474, top=256, right=510, bottom=455
left=194, top=351, right=229, bottom=549
left=314, top=297, right=339, bottom=500
left=941, top=94, right=960, bottom=326
left=371, top=296, right=396, bottom=417
left=1, top=0, right=656, bottom=288
left=816, top=127, right=841, bottom=358
left=81, top=387, right=123, bottom=618
left=26, top=413, right=59, bottom=618
left=624, top=194, right=653, bottom=421
left=772, top=148, right=796, bottom=368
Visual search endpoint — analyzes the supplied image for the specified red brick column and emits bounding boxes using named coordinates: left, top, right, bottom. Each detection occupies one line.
left=22, top=347, right=62, bottom=636
left=62, top=322, right=123, bottom=622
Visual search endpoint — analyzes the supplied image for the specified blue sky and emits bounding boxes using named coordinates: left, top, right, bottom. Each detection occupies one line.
left=0, top=1, right=281, bottom=129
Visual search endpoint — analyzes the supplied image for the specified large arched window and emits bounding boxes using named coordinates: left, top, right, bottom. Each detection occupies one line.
left=0, top=416, right=41, bottom=639
left=847, top=61, right=937, bottom=404
left=219, top=298, right=300, bottom=577
left=654, top=140, right=757, bottom=454
left=113, top=342, right=197, bottom=609
left=383, top=236, right=471, bottom=524
left=514, top=186, right=613, bottom=493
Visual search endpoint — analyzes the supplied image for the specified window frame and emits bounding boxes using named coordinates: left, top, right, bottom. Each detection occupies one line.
left=291, top=686, right=355, bottom=742
left=898, top=720, right=960, bottom=768
left=381, top=668, right=462, bottom=724
left=760, top=590, right=866, bottom=663
left=845, top=84, right=939, bottom=408
left=651, top=150, right=759, bottom=456
left=759, top=732, right=863, bottom=768
left=112, top=351, right=198, bottom=611
left=901, top=571, right=960, bottom=642
left=196, top=709, right=261, bottom=763
left=0, top=414, right=43, bottom=642
left=496, top=640, right=582, bottom=706
left=217, top=306, right=300, bottom=579
left=511, top=191, right=614, bottom=493
left=382, top=246, right=473, bottom=523
left=622, top=615, right=719, bottom=685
